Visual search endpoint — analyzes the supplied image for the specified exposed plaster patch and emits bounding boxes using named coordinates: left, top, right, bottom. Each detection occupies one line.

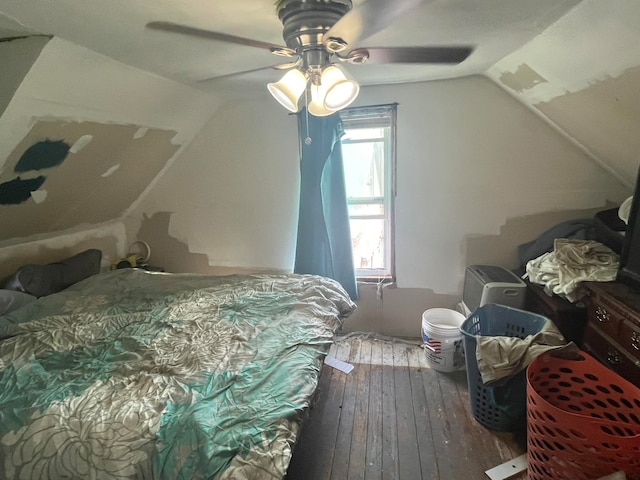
left=0, top=119, right=179, bottom=242
left=133, top=127, right=148, bottom=139
left=101, top=164, right=120, bottom=177
left=487, top=0, right=640, bottom=104
left=30, top=189, right=47, bottom=203
left=499, top=64, right=548, bottom=93
left=69, top=134, right=93, bottom=153
left=534, top=65, right=640, bottom=183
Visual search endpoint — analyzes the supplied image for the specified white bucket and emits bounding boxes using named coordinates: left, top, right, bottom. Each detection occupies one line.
left=421, top=308, right=466, bottom=373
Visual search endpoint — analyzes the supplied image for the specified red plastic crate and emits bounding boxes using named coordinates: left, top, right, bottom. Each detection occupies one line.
left=527, top=350, right=640, bottom=480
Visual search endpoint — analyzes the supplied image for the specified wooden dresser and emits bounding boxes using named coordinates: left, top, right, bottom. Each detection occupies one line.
left=582, top=282, right=640, bottom=387
left=523, top=278, right=587, bottom=344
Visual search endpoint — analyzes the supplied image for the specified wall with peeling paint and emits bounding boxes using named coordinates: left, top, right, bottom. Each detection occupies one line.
left=0, top=3, right=636, bottom=337
left=0, top=36, right=217, bottom=280
left=486, top=0, right=640, bottom=186
left=128, top=76, right=627, bottom=336
left=126, top=97, right=300, bottom=275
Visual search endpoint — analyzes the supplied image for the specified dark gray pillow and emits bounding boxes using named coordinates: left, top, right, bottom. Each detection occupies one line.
left=7, top=249, right=102, bottom=298
left=0, top=289, right=36, bottom=315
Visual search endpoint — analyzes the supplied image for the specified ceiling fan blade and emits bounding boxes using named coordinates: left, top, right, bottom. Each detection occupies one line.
left=346, top=46, right=473, bottom=65
left=197, top=65, right=276, bottom=83
left=324, top=0, right=424, bottom=50
left=146, top=21, right=293, bottom=55
left=197, top=59, right=301, bottom=83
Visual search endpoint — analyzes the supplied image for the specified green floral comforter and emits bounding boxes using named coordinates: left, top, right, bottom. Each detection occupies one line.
left=0, top=269, right=355, bottom=479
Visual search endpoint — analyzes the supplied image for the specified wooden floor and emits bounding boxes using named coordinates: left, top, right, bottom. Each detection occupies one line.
left=285, top=335, right=527, bottom=480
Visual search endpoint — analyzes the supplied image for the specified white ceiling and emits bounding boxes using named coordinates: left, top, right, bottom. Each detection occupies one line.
left=1, top=0, right=638, bottom=187
left=0, top=0, right=582, bottom=93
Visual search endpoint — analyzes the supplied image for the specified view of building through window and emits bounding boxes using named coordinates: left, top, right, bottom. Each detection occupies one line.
left=340, top=105, right=396, bottom=279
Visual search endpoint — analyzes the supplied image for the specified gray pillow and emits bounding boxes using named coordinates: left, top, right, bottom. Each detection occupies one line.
left=6, top=249, right=102, bottom=298
left=0, top=289, right=36, bottom=315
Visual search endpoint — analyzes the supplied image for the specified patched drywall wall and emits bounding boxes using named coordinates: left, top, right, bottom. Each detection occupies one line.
left=130, top=211, right=289, bottom=275
left=127, top=75, right=627, bottom=337
left=126, top=96, right=300, bottom=273
left=487, top=0, right=640, bottom=186
left=535, top=66, right=640, bottom=183
left=0, top=119, right=179, bottom=240
left=0, top=36, right=217, bottom=261
left=463, top=206, right=615, bottom=270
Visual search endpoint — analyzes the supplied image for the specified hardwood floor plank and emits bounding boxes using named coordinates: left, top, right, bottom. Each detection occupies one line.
left=287, top=335, right=526, bottom=480
left=330, top=340, right=360, bottom=480
left=381, top=341, right=399, bottom=480
left=415, top=350, right=454, bottom=478
left=365, top=340, right=383, bottom=480
left=407, top=346, right=439, bottom=479
left=348, top=339, right=371, bottom=480
left=310, top=341, right=351, bottom=480
left=453, top=368, right=528, bottom=479
left=392, top=343, right=422, bottom=480
left=438, top=369, right=499, bottom=475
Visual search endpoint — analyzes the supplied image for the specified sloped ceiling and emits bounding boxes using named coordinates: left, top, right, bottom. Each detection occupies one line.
left=487, top=0, right=640, bottom=186
left=0, top=119, right=179, bottom=242
left=0, top=0, right=638, bottom=182
left=0, top=0, right=582, bottom=87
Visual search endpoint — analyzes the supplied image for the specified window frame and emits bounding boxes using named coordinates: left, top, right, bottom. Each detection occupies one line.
left=339, top=104, right=397, bottom=281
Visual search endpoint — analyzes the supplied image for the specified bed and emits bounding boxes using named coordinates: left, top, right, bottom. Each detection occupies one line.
left=0, top=268, right=355, bottom=479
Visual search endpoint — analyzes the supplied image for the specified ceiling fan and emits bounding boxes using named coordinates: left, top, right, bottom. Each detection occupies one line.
left=147, top=0, right=474, bottom=116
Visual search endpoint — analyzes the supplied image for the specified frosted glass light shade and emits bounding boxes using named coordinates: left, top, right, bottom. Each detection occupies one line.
left=267, top=69, right=308, bottom=112
left=308, top=83, right=334, bottom=117
left=321, top=65, right=360, bottom=111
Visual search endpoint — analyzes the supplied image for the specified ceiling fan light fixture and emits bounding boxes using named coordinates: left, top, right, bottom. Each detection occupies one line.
left=267, top=68, right=308, bottom=112
left=320, top=65, right=360, bottom=111
left=308, top=83, right=334, bottom=117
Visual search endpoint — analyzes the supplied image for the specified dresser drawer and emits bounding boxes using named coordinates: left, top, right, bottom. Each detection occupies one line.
left=582, top=323, right=640, bottom=387
left=618, top=319, right=640, bottom=363
left=587, top=300, right=621, bottom=339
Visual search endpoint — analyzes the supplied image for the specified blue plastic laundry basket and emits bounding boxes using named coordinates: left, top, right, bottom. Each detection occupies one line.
left=460, top=304, right=548, bottom=431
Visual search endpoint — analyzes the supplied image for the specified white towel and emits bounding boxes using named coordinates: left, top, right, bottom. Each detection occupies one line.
left=525, top=239, right=619, bottom=302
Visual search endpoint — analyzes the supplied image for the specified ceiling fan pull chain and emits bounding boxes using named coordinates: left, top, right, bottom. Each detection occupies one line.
left=304, top=89, right=312, bottom=145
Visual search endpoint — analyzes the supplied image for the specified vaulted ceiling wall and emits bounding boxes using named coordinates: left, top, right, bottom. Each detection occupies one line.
left=0, top=37, right=218, bottom=274
left=486, top=0, right=640, bottom=186
left=0, top=0, right=637, bottom=278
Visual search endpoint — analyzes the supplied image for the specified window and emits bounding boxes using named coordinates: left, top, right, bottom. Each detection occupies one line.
left=340, top=104, right=396, bottom=279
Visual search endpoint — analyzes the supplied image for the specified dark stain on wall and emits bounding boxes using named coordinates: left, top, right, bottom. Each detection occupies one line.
left=0, top=139, right=69, bottom=205
left=0, top=176, right=46, bottom=205
left=14, top=140, right=70, bottom=172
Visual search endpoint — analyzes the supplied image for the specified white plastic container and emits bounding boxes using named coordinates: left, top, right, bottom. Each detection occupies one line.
left=421, top=308, right=466, bottom=372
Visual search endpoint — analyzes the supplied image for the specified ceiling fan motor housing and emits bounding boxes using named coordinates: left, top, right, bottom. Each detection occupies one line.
left=277, top=0, right=352, bottom=55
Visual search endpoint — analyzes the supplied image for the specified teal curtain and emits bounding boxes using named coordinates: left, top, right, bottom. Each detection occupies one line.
left=294, top=109, right=358, bottom=300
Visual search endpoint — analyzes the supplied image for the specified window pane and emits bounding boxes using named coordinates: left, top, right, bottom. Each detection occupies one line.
left=342, top=142, right=385, bottom=198
left=343, top=127, right=384, bottom=141
left=348, top=203, right=384, bottom=217
left=340, top=104, right=395, bottom=279
left=350, top=219, right=385, bottom=270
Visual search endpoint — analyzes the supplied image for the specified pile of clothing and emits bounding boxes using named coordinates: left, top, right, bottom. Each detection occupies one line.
left=525, top=238, right=619, bottom=303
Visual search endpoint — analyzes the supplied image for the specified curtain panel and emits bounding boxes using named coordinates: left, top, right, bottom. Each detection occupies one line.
left=294, top=110, right=358, bottom=300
